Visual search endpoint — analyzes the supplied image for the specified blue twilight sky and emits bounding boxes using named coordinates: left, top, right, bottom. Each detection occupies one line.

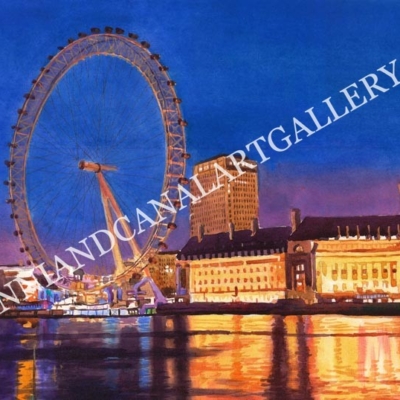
left=1, top=0, right=400, bottom=265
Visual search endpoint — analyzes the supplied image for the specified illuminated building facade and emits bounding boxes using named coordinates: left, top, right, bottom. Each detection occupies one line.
left=148, top=251, right=184, bottom=297
left=190, top=155, right=258, bottom=237
left=287, top=213, right=400, bottom=302
left=179, top=226, right=291, bottom=302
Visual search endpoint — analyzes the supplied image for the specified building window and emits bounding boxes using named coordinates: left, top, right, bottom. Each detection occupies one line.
left=332, top=264, right=338, bottom=281
left=391, top=262, right=397, bottom=287
left=362, top=268, right=368, bottom=280
left=294, top=244, right=304, bottom=253
left=382, top=263, right=389, bottom=279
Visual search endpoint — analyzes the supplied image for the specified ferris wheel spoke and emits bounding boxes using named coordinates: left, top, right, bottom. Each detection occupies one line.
left=39, top=174, right=97, bottom=246
left=38, top=103, right=94, bottom=161
left=33, top=123, right=83, bottom=160
left=74, top=61, right=107, bottom=156
left=50, top=82, right=89, bottom=149
left=101, top=79, right=157, bottom=157
left=31, top=171, right=87, bottom=225
left=105, top=128, right=164, bottom=162
left=107, top=92, right=160, bottom=146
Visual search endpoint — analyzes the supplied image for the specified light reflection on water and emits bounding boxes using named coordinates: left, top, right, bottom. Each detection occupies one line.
left=1, top=314, right=400, bottom=399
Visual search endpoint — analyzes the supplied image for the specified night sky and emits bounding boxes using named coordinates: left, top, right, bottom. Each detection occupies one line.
left=1, top=0, right=400, bottom=265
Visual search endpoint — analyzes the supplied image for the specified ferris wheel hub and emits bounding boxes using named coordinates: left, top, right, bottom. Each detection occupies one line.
left=78, top=160, right=117, bottom=173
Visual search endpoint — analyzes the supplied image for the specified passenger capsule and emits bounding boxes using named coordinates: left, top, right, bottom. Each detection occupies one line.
left=48, top=55, right=54, bottom=60
left=8, top=142, right=17, bottom=148
left=167, top=80, right=176, bottom=86
left=173, top=200, right=181, bottom=208
left=13, top=230, right=22, bottom=236
left=178, top=177, right=189, bottom=185
left=158, top=242, right=168, bottom=250
left=128, top=32, right=139, bottom=39
left=57, top=46, right=64, bottom=50
left=173, top=98, right=182, bottom=104
left=7, top=199, right=16, bottom=204
left=159, top=65, right=169, bottom=71
left=167, top=222, right=177, bottom=230
left=105, top=26, right=113, bottom=33
left=67, top=38, right=75, bottom=44
left=91, top=27, right=101, bottom=34
left=32, top=79, right=37, bottom=84
left=10, top=214, right=18, bottom=219
left=78, top=32, right=87, bottom=38
left=17, top=109, right=27, bottom=115
left=178, top=118, right=188, bottom=127
left=141, top=41, right=150, bottom=49
left=181, top=153, right=191, bottom=159
left=115, top=27, right=125, bottom=34
left=4, top=180, right=15, bottom=186
left=4, top=160, right=15, bottom=167
left=150, top=54, right=160, bottom=60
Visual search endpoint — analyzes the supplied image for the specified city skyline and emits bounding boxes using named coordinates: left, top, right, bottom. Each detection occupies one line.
left=2, top=1, right=400, bottom=266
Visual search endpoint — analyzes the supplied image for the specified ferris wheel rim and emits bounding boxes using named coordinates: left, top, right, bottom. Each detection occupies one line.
left=7, top=29, right=187, bottom=281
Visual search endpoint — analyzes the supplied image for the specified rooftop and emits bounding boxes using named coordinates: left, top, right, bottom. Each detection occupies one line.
left=179, top=226, right=291, bottom=260
left=290, top=215, right=400, bottom=241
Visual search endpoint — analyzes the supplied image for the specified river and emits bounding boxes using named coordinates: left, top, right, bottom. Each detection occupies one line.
left=1, top=314, right=400, bottom=399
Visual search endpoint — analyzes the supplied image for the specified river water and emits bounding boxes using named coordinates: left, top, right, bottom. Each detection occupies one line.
left=1, top=314, right=400, bottom=399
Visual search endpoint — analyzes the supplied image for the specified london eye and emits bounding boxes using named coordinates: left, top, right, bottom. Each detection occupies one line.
left=5, top=27, right=188, bottom=284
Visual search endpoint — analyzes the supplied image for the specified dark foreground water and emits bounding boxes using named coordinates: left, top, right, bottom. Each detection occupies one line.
left=1, top=314, right=400, bottom=399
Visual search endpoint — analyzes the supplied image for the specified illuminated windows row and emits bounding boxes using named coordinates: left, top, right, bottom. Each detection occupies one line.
left=196, top=265, right=279, bottom=276
left=325, top=261, right=397, bottom=281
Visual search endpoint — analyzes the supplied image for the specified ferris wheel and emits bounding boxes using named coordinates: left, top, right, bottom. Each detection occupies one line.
left=5, top=27, right=189, bottom=283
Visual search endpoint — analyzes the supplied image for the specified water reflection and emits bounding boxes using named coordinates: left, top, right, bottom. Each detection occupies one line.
left=2, top=315, right=400, bottom=399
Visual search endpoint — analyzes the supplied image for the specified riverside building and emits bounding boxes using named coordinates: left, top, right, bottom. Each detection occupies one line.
left=179, top=224, right=291, bottom=303
left=287, top=210, right=400, bottom=303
